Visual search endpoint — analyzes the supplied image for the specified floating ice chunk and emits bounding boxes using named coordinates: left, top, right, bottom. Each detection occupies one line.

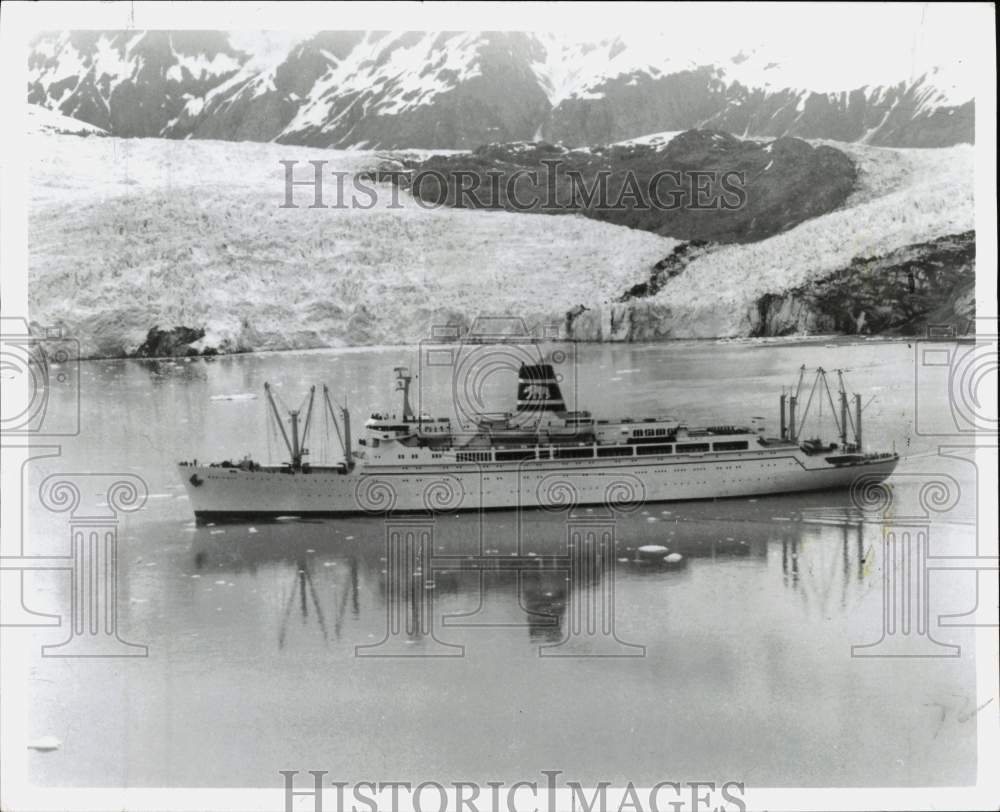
left=28, top=736, right=61, bottom=751
left=638, top=544, right=669, bottom=559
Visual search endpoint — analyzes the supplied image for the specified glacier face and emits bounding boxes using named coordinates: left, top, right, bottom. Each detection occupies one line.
left=26, top=132, right=974, bottom=358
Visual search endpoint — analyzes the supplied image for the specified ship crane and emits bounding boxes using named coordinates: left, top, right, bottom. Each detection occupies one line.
left=265, top=383, right=315, bottom=470
left=265, top=383, right=354, bottom=471
left=322, top=384, right=353, bottom=468
left=779, top=366, right=864, bottom=452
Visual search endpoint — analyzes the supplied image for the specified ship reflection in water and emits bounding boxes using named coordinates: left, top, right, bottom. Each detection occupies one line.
left=30, top=475, right=979, bottom=789
left=187, top=496, right=881, bottom=659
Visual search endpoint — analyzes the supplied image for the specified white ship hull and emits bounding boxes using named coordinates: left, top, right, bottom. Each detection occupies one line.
left=179, top=447, right=898, bottom=521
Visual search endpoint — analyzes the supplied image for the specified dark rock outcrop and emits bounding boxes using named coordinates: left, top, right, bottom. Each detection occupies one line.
left=407, top=130, right=856, bottom=244
left=133, top=326, right=210, bottom=358
left=620, top=240, right=713, bottom=300
left=748, top=231, right=975, bottom=336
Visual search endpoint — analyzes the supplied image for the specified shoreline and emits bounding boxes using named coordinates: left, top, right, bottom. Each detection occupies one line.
left=60, top=332, right=944, bottom=364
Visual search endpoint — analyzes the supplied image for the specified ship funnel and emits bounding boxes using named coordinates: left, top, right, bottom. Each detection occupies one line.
left=516, top=363, right=566, bottom=412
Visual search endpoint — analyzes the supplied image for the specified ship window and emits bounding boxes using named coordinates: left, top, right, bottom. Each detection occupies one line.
left=629, top=434, right=671, bottom=445
left=677, top=443, right=710, bottom=453
left=496, top=449, right=535, bottom=461
left=636, top=444, right=672, bottom=456
left=713, top=441, right=749, bottom=451
left=597, top=446, right=632, bottom=457
left=457, top=452, right=490, bottom=463
left=555, top=447, right=593, bottom=459
left=371, top=439, right=379, bottom=447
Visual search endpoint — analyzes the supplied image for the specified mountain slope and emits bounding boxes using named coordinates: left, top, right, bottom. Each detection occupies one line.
left=27, top=31, right=975, bottom=149
left=405, top=130, right=857, bottom=243
left=28, top=31, right=246, bottom=138
left=568, top=142, right=975, bottom=340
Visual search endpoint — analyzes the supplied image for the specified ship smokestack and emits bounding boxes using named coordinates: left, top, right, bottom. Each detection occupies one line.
left=516, top=364, right=566, bottom=412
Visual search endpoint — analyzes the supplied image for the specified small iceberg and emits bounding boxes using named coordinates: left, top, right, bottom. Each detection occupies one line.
left=28, top=736, right=61, bottom=752
left=637, top=544, right=669, bottom=560
left=662, top=553, right=685, bottom=569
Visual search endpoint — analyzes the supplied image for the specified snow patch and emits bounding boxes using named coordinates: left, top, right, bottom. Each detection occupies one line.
left=26, top=104, right=106, bottom=136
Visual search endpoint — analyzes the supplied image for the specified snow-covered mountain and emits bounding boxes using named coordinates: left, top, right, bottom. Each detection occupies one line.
left=27, top=30, right=974, bottom=149
left=26, top=103, right=107, bottom=136
left=27, top=31, right=246, bottom=137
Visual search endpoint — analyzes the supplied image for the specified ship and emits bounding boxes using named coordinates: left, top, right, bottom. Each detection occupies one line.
left=178, top=363, right=899, bottom=521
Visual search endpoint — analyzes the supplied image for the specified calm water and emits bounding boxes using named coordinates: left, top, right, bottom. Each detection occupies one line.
left=23, top=339, right=979, bottom=787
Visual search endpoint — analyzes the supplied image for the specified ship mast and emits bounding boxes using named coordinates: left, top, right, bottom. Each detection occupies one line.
left=837, top=370, right=849, bottom=448
left=265, top=383, right=315, bottom=471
